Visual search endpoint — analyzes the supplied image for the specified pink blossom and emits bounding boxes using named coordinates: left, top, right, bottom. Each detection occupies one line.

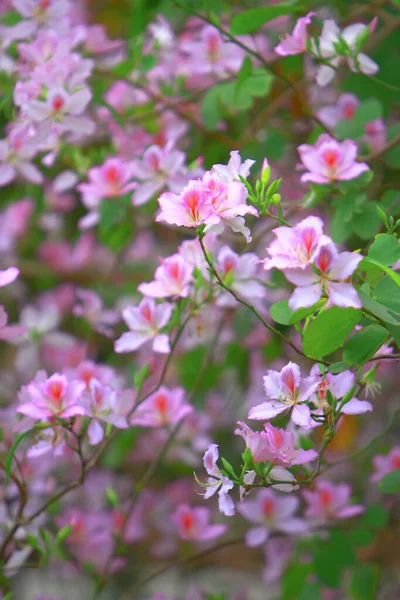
left=248, top=362, right=320, bottom=428
left=130, top=386, right=193, bottom=427
left=0, top=267, right=19, bottom=287
left=73, top=289, right=119, bottom=337
left=171, top=504, right=227, bottom=542
left=298, top=135, right=370, bottom=184
left=309, top=365, right=372, bottom=421
left=286, top=241, right=362, bottom=310
left=238, top=489, right=307, bottom=546
left=214, top=246, right=266, bottom=308
left=114, top=298, right=173, bottom=354
left=0, top=126, right=43, bottom=187
left=274, top=12, right=315, bottom=56
left=17, top=372, right=86, bottom=421
left=12, top=0, right=71, bottom=33
left=157, top=180, right=218, bottom=228
left=80, top=380, right=128, bottom=445
left=78, top=158, right=136, bottom=228
left=201, top=444, right=235, bottom=516
left=38, top=232, right=94, bottom=273
left=84, top=25, right=125, bottom=67
left=131, top=144, right=188, bottom=206
left=314, top=20, right=379, bottom=87
left=235, top=421, right=318, bottom=466
left=138, top=254, right=193, bottom=299
left=0, top=306, right=27, bottom=341
left=317, top=93, right=360, bottom=129
left=364, top=118, right=387, bottom=152
left=303, top=480, right=364, bottom=521
left=371, top=447, right=400, bottom=483
left=263, top=216, right=329, bottom=271
left=212, top=150, right=255, bottom=183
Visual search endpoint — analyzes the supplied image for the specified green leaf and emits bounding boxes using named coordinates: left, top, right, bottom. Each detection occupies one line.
left=5, top=423, right=50, bottom=484
left=343, top=324, right=388, bottom=365
left=375, top=277, right=400, bottom=312
left=56, top=525, right=73, bottom=542
left=235, top=56, right=252, bottom=99
left=298, top=582, right=321, bottom=600
left=133, top=363, right=150, bottom=393
left=282, top=562, right=313, bottom=600
left=289, top=300, right=325, bottom=324
left=355, top=98, right=383, bottom=124
left=363, top=504, right=389, bottom=529
left=26, top=533, right=44, bottom=553
left=201, top=86, right=221, bottom=130
left=105, top=487, right=119, bottom=508
left=358, top=288, right=400, bottom=325
left=231, top=3, right=299, bottom=35
left=314, top=531, right=356, bottom=587
left=379, top=468, right=400, bottom=494
left=329, top=361, right=352, bottom=374
left=221, top=457, right=237, bottom=480
left=368, top=233, right=400, bottom=266
left=362, top=258, right=400, bottom=287
left=270, top=300, right=292, bottom=325
left=349, top=528, right=375, bottom=547
left=302, top=307, right=362, bottom=359
left=349, top=564, right=379, bottom=600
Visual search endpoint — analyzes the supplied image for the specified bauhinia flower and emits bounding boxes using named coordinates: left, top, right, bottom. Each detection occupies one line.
left=274, top=12, right=315, bottom=56
left=298, top=135, right=370, bottom=184
left=171, top=504, right=227, bottom=542
left=371, top=446, right=400, bottom=483
left=238, top=489, right=307, bottom=546
left=201, top=443, right=235, bottom=516
left=81, top=379, right=128, bottom=445
left=263, top=216, right=329, bottom=271
left=114, top=298, right=173, bottom=354
left=214, top=246, right=266, bottom=308
left=138, top=254, right=193, bottom=299
left=248, top=362, right=320, bottom=428
left=285, top=241, right=363, bottom=310
left=313, top=19, right=379, bottom=87
left=17, top=372, right=86, bottom=421
left=130, top=386, right=193, bottom=427
left=157, top=180, right=218, bottom=228
left=303, top=480, right=364, bottom=521
left=235, top=421, right=318, bottom=466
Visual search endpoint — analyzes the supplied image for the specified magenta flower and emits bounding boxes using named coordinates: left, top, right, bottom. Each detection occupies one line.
left=17, top=372, right=86, bottom=421
left=0, top=126, right=43, bottom=187
left=130, top=386, right=193, bottom=427
left=235, top=421, right=318, bottom=466
left=0, top=266, right=19, bottom=287
left=303, top=480, right=364, bottom=521
left=172, top=504, right=227, bottom=542
left=81, top=380, right=128, bottom=445
left=298, top=134, right=370, bottom=184
left=371, top=447, right=400, bottom=483
left=248, top=362, right=320, bottom=428
left=274, top=12, right=315, bottom=56
left=157, top=180, right=218, bottom=228
left=215, top=246, right=266, bottom=308
left=238, top=489, right=307, bottom=546
left=317, top=93, right=360, bottom=129
left=78, top=158, right=136, bottom=228
left=202, top=444, right=235, bottom=517
left=309, top=365, right=372, bottom=421
left=114, top=298, right=173, bottom=354
left=263, top=216, right=329, bottom=271
left=212, top=150, right=255, bottom=183
left=138, top=254, right=193, bottom=299
left=286, top=241, right=362, bottom=310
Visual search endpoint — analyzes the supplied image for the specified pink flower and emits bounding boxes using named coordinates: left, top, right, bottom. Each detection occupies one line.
left=212, top=150, right=255, bottom=183
left=201, top=171, right=257, bottom=242
left=317, top=93, right=360, bottom=129
left=78, top=158, right=136, bottom=228
left=157, top=180, right=218, bottom=228
left=0, top=126, right=43, bottom=187
left=263, top=216, right=329, bottom=271
left=364, top=118, right=387, bottom=152
left=17, top=372, right=86, bottom=421
left=130, top=386, right=193, bottom=427
left=371, top=447, right=400, bottom=483
left=138, top=254, right=193, bottom=299
left=73, top=289, right=119, bottom=337
left=286, top=241, right=362, bottom=310
left=214, top=246, right=266, bottom=308
left=131, top=144, right=188, bottom=206
left=114, top=298, right=173, bottom=354
left=309, top=365, right=372, bottom=422
left=303, top=480, right=364, bottom=521
left=314, top=20, right=379, bottom=87
left=274, top=12, right=315, bottom=56
left=262, top=538, right=293, bottom=583
left=81, top=380, right=128, bottom=445
left=238, top=489, right=307, bottom=546
left=0, top=266, right=19, bottom=287
left=248, top=362, right=320, bottom=428
left=202, top=444, right=235, bottom=516
left=171, top=504, right=227, bottom=542
left=298, top=135, right=370, bottom=184
left=0, top=305, right=27, bottom=341
left=235, top=421, right=318, bottom=466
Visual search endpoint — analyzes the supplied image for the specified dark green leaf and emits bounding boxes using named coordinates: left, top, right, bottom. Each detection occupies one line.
left=302, top=308, right=362, bottom=359
left=343, top=324, right=388, bottom=365
left=358, top=288, right=400, bottom=325
left=231, top=3, right=299, bottom=35
left=349, top=564, right=379, bottom=600
left=363, top=504, right=389, bottom=529
left=379, top=468, right=400, bottom=494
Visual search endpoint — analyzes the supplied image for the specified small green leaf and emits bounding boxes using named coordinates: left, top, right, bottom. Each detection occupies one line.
left=302, top=307, right=362, bottom=359
left=221, top=457, right=237, bottom=480
left=329, top=361, right=351, bottom=374
left=358, top=288, right=400, bottom=325
left=379, top=468, right=400, bottom=494
left=235, top=56, right=252, bottom=99
left=289, top=300, right=325, bottom=324
left=270, top=300, right=292, bottom=325
left=368, top=234, right=400, bottom=266
left=363, top=504, right=389, bottom=529
left=231, top=3, right=300, bottom=35
left=375, top=277, right=400, bottom=312
left=56, top=525, right=73, bottom=542
left=26, top=533, right=44, bottom=553
left=134, top=363, right=150, bottom=393
left=363, top=258, right=400, bottom=287
left=349, top=564, right=379, bottom=600
left=343, top=324, right=388, bottom=365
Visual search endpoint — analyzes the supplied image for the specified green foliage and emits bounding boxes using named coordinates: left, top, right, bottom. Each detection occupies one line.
left=379, top=468, right=400, bottom=494
left=368, top=233, right=400, bottom=266
left=343, top=324, right=388, bottom=365
left=302, top=307, right=362, bottom=359
left=349, top=565, right=379, bottom=600
left=230, top=3, right=300, bottom=35
left=313, top=530, right=356, bottom=587
left=282, top=562, right=313, bottom=600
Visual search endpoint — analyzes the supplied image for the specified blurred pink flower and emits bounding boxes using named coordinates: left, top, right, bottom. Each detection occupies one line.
left=172, top=504, right=227, bottom=542
left=371, top=446, right=400, bottom=483
left=303, top=480, right=364, bottom=521
left=130, top=386, right=192, bottom=427
left=139, top=254, right=193, bottom=299
left=274, top=12, right=315, bottom=56
left=115, top=298, right=173, bottom=354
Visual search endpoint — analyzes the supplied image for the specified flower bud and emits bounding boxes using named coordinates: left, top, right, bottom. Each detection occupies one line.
left=261, top=158, right=270, bottom=185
